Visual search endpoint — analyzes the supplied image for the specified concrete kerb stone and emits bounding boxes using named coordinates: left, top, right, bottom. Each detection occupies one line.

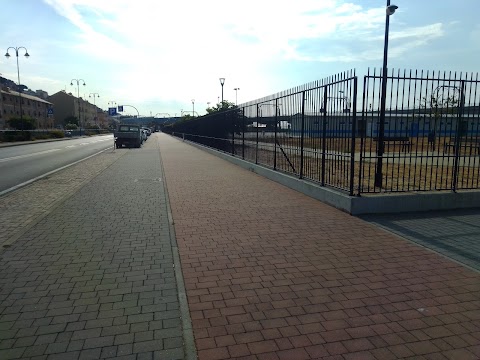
left=156, top=136, right=198, bottom=360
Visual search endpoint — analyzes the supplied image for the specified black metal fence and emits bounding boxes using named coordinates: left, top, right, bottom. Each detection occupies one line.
left=163, top=69, right=480, bottom=196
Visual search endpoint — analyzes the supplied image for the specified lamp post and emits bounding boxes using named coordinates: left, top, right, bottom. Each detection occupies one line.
left=219, top=78, right=225, bottom=104
left=374, top=1, right=398, bottom=188
left=89, top=93, right=100, bottom=126
left=337, top=90, right=351, bottom=112
left=5, top=46, right=30, bottom=130
left=89, top=93, right=100, bottom=105
left=191, top=99, right=195, bottom=118
left=71, top=79, right=86, bottom=135
left=234, top=87, right=240, bottom=105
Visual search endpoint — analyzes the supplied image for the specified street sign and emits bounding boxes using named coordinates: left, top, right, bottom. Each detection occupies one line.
left=118, top=105, right=124, bottom=112
left=108, top=107, right=117, bottom=116
left=47, top=108, right=54, bottom=116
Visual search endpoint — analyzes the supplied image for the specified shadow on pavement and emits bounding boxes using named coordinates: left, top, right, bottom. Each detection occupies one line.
left=360, top=208, right=480, bottom=272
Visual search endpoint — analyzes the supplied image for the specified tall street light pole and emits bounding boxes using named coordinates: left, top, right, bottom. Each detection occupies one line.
left=89, top=93, right=100, bottom=126
left=5, top=46, right=30, bottom=131
left=192, top=99, right=195, bottom=117
left=219, top=78, right=225, bottom=105
left=71, top=79, right=86, bottom=135
left=374, top=1, right=398, bottom=188
left=234, top=87, right=240, bottom=105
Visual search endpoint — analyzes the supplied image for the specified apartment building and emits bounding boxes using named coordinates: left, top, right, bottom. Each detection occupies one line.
left=48, top=91, right=106, bottom=129
left=0, top=87, right=54, bottom=130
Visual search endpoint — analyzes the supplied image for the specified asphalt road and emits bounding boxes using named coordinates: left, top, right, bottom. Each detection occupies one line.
left=0, top=135, right=114, bottom=193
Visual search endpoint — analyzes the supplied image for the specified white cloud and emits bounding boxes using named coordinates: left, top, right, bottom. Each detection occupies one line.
left=35, top=1, right=451, bottom=113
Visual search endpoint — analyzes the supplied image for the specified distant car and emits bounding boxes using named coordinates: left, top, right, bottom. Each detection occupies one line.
left=64, top=130, right=72, bottom=137
left=141, top=129, right=147, bottom=142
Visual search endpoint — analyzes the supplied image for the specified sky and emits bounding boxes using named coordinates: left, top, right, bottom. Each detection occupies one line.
left=1, top=0, right=479, bottom=117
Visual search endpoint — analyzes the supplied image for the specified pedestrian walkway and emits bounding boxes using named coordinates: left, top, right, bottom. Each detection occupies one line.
left=0, top=133, right=479, bottom=360
left=0, top=138, right=188, bottom=360
left=158, top=134, right=480, bottom=360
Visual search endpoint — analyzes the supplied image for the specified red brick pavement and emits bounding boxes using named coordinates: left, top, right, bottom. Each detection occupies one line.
left=158, top=134, right=480, bottom=360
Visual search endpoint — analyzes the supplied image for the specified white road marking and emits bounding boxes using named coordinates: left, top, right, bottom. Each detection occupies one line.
left=0, top=149, right=61, bottom=163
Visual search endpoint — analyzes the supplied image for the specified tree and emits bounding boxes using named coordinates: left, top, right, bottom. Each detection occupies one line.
left=63, top=116, right=78, bottom=127
left=7, top=116, right=36, bottom=130
left=420, top=93, right=460, bottom=150
left=206, top=100, right=236, bottom=114
left=65, top=123, right=79, bottom=130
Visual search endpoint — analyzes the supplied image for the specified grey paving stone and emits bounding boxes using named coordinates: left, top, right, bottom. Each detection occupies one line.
left=47, top=350, right=80, bottom=360
left=67, top=340, right=84, bottom=352
left=45, top=341, right=68, bottom=354
left=116, top=343, right=133, bottom=357
left=100, top=345, right=117, bottom=358
left=35, top=334, right=57, bottom=346
left=14, top=336, right=37, bottom=347
left=78, top=348, right=101, bottom=360
left=0, top=346, right=25, bottom=359
left=133, top=340, right=164, bottom=353
left=71, top=328, right=101, bottom=341
left=100, top=324, right=130, bottom=337
left=0, top=339, right=16, bottom=350
left=35, top=324, right=66, bottom=336
left=114, top=333, right=134, bottom=346
left=82, top=336, right=114, bottom=350
left=153, top=347, right=184, bottom=360
left=0, top=143, right=187, bottom=360
left=22, top=345, right=46, bottom=358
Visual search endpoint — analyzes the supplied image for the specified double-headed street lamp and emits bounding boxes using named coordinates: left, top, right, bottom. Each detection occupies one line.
left=89, top=93, right=100, bottom=105
left=5, top=46, right=30, bottom=130
left=71, top=79, right=86, bottom=135
left=374, top=1, right=398, bottom=188
left=234, top=87, right=240, bottom=105
left=219, top=78, right=225, bottom=104
left=89, top=93, right=100, bottom=126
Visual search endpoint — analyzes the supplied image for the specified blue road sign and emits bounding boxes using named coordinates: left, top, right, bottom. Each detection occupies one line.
left=47, top=108, right=54, bottom=116
left=118, top=105, right=124, bottom=112
left=108, top=107, right=117, bottom=116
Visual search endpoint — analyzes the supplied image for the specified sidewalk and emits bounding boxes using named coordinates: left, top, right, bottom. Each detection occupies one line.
left=0, top=137, right=188, bottom=360
left=158, top=134, right=480, bottom=360
left=0, top=133, right=478, bottom=359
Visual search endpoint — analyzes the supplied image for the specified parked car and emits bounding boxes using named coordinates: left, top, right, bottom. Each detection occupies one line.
left=114, top=124, right=142, bottom=148
left=64, top=130, right=72, bottom=137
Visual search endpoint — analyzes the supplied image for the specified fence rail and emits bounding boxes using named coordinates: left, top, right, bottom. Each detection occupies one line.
left=164, top=69, right=480, bottom=195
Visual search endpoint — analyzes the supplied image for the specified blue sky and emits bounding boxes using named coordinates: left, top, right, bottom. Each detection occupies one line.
left=1, top=0, right=479, bottom=117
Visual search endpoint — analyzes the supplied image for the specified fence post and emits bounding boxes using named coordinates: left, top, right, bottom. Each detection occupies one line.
left=274, top=99, right=278, bottom=170
left=300, top=91, right=306, bottom=179
left=321, top=87, right=328, bottom=186
left=452, top=81, right=466, bottom=192
left=242, top=107, right=245, bottom=159
left=231, top=110, right=235, bottom=155
left=256, top=104, right=259, bottom=164
left=349, top=77, right=358, bottom=196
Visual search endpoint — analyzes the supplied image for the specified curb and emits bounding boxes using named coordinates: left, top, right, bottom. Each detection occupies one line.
left=157, top=137, right=198, bottom=360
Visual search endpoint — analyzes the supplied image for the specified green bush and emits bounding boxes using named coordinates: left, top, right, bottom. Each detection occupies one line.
left=2, top=131, right=32, bottom=142
left=50, top=130, right=65, bottom=138
left=32, top=134, right=51, bottom=140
